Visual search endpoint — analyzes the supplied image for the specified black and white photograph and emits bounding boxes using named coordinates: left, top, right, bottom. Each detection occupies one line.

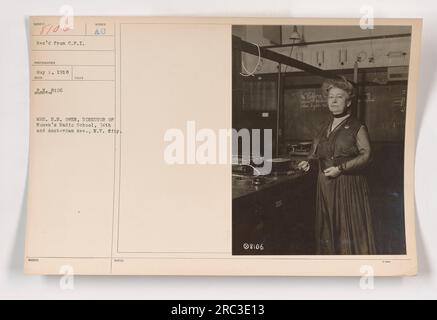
left=232, top=24, right=412, bottom=255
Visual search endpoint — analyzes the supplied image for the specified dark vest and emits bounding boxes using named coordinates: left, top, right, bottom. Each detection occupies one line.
left=314, top=116, right=364, bottom=171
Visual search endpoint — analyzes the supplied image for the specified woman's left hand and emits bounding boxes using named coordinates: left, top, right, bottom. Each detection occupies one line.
left=323, top=166, right=341, bottom=178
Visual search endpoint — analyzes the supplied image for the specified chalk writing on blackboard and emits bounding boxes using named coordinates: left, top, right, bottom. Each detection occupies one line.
left=299, top=89, right=326, bottom=109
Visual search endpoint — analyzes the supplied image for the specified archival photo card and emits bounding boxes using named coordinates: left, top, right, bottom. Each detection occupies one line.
left=25, top=17, right=420, bottom=276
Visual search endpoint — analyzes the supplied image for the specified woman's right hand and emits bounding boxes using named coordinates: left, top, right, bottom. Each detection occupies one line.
left=297, top=160, right=310, bottom=172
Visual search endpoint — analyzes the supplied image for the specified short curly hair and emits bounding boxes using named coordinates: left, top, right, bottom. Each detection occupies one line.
left=321, top=76, right=355, bottom=101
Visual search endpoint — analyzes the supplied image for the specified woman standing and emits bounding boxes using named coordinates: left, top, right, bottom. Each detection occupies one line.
left=298, top=77, right=376, bottom=255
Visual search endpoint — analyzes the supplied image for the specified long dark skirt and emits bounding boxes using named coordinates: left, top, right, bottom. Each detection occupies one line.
left=315, top=171, right=376, bottom=255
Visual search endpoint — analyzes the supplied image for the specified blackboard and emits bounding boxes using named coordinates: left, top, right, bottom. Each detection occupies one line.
left=361, top=84, right=407, bottom=142
left=283, top=83, right=407, bottom=142
left=283, top=87, right=331, bottom=141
